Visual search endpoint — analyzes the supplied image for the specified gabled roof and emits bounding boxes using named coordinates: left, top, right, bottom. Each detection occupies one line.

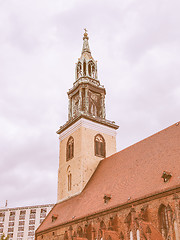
left=37, top=122, right=180, bottom=234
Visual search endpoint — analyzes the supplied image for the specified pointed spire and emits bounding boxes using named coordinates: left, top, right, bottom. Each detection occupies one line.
left=82, top=28, right=91, bottom=54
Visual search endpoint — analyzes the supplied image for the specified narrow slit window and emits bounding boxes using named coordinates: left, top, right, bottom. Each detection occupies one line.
left=88, top=64, right=91, bottom=76
left=68, top=173, right=72, bottom=191
left=83, top=61, right=86, bottom=76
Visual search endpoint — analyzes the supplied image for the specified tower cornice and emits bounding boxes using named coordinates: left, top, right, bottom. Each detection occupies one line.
left=56, top=113, right=119, bottom=135
left=67, top=79, right=106, bottom=96
left=73, top=76, right=100, bottom=87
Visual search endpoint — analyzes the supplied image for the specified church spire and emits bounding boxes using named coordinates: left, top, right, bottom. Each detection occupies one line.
left=82, top=28, right=91, bottom=54
left=67, top=30, right=108, bottom=121
left=75, top=30, right=98, bottom=83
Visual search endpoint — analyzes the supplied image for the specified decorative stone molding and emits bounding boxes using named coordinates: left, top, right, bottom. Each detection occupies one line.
left=58, top=118, right=117, bottom=141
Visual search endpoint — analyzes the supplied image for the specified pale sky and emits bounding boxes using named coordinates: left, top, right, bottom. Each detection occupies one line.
left=0, top=0, right=179, bottom=208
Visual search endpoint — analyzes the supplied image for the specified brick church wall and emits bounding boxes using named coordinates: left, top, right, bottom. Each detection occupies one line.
left=36, top=191, right=180, bottom=240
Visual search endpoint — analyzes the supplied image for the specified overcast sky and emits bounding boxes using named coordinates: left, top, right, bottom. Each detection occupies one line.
left=0, top=0, right=179, bottom=208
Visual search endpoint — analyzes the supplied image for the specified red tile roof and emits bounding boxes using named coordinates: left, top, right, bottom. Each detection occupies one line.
left=36, top=122, right=180, bottom=233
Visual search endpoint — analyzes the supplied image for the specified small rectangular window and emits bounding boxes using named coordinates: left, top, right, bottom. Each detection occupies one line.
left=28, top=231, right=34, bottom=236
left=18, top=226, right=24, bottom=232
left=20, top=210, right=26, bottom=215
left=29, top=225, right=35, bottom=231
left=40, top=208, right=47, bottom=214
left=0, top=213, right=5, bottom=222
left=30, top=209, right=36, bottom=214
left=29, top=214, right=36, bottom=219
left=29, top=220, right=35, bottom=225
left=17, top=232, right=24, bottom=237
left=19, top=215, right=25, bottom=220
left=9, top=216, right=15, bottom=221
left=19, top=221, right=25, bottom=226
left=10, top=212, right=15, bottom=216
left=40, top=218, right=44, bottom=223
left=9, top=222, right=14, bottom=226
left=40, top=213, right=46, bottom=219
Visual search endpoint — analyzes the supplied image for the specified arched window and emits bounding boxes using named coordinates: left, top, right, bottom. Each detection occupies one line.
left=88, top=63, right=91, bottom=76
left=66, top=137, right=74, bottom=161
left=158, top=204, right=169, bottom=238
left=88, top=61, right=95, bottom=78
left=83, top=61, right=86, bottom=76
left=100, top=220, right=106, bottom=230
left=95, top=134, right=106, bottom=157
left=77, top=226, right=83, bottom=237
left=64, top=231, right=68, bottom=240
left=77, top=62, right=82, bottom=79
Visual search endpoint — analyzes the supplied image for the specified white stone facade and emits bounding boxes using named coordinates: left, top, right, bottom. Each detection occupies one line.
left=0, top=204, right=54, bottom=240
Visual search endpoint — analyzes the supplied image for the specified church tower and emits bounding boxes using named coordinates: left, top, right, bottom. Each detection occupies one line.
left=57, top=30, right=119, bottom=202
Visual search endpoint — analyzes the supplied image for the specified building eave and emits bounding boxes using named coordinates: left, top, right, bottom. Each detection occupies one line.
left=36, top=185, right=180, bottom=236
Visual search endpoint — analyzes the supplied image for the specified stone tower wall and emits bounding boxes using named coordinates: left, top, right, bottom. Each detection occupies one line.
left=57, top=118, right=117, bottom=202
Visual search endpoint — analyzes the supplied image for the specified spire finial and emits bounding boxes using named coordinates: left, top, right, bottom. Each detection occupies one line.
left=82, top=28, right=90, bottom=53
left=83, top=28, right=89, bottom=40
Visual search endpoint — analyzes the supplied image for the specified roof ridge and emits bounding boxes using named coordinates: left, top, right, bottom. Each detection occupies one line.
left=113, top=121, right=180, bottom=157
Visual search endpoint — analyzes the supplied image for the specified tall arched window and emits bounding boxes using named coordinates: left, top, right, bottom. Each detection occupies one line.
left=158, top=204, right=169, bottom=239
left=88, top=61, right=95, bottom=78
left=88, top=63, right=91, bottom=76
left=100, top=220, right=106, bottom=230
left=77, top=226, right=83, bottom=237
left=83, top=61, right=86, bottom=76
left=95, top=134, right=105, bottom=157
left=66, top=137, right=74, bottom=161
left=77, top=62, right=82, bottom=79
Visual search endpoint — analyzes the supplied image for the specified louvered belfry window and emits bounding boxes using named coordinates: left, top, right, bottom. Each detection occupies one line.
left=66, top=137, right=74, bottom=161
left=95, top=134, right=105, bottom=157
